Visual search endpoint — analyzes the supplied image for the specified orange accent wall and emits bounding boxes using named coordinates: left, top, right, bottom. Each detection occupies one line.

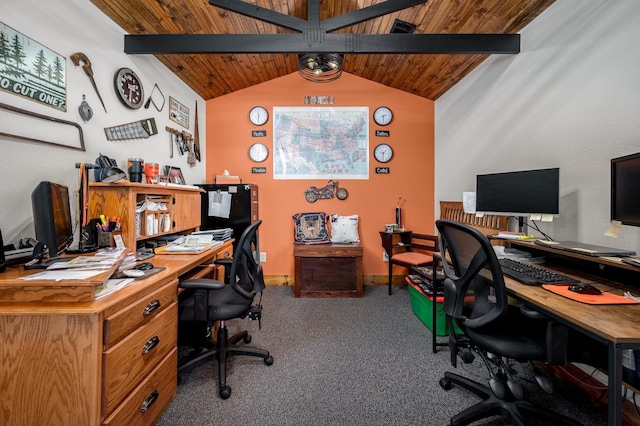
left=206, top=72, right=434, bottom=278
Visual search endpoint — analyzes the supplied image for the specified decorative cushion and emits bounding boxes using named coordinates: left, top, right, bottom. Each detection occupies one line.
left=293, top=212, right=330, bottom=244
left=329, top=214, right=360, bottom=243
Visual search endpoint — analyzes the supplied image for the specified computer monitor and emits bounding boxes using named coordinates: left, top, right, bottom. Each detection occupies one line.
left=31, top=181, right=74, bottom=259
left=611, top=152, right=640, bottom=227
left=475, top=167, right=560, bottom=216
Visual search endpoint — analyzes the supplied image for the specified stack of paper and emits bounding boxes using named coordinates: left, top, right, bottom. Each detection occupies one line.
left=193, top=228, right=233, bottom=241
left=47, top=247, right=128, bottom=270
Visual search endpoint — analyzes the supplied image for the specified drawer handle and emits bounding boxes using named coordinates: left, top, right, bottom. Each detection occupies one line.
left=140, top=389, right=159, bottom=413
left=143, top=300, right=161, bottom=315
left=142, top=336, right=160, bottom=354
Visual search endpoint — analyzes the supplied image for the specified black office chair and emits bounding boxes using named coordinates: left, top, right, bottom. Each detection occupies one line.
left=177, top=219, right=273, bottom=399
left=435, top=219, right=579, bottom=426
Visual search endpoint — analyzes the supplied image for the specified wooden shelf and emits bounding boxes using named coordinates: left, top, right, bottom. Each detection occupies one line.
left=89, top=182, right=202, bottom=250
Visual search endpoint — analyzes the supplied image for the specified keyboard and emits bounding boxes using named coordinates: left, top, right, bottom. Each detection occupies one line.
left=498, top=258, right=580, bottom=286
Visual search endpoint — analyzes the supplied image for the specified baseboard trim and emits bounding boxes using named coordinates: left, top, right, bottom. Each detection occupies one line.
left=264, top=275, right=397, bottom=287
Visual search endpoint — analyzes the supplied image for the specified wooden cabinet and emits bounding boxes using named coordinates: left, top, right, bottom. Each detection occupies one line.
left=89, top=182, right=202, bottom=250
left=294, top=243, right=363, bottom=298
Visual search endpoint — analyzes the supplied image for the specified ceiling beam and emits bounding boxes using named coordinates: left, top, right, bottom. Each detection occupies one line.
left=318, top=0, right=427, bottom=32
left=124, top=0, right=519, bottom=55
left=207, top=0, right=308, bottom=32
left=207, top=0, right=428, bottom=33
left=125, top=33, right=519, bottom=55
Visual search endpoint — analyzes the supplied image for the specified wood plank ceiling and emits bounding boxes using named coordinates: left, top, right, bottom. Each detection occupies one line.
left=90, top=0, right=555, bottom=100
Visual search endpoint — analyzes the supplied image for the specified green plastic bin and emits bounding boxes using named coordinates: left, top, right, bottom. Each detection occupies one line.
left=407, top=280, right=462, bottom=336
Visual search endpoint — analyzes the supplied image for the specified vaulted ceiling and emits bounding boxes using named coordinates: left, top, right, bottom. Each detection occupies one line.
left=90, top=0, right=555, bottom=100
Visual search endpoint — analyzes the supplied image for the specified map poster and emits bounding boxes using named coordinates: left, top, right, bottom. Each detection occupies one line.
left=0, top=22, right=66, bottom=111
left=273, top=106, right=369, bottom=180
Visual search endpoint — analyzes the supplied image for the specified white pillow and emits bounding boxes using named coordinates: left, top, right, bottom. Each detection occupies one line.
left=330, top=214, right=360, bottom=243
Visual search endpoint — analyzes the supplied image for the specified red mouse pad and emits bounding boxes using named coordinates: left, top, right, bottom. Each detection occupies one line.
left=542, top=284, right=639, bottom=305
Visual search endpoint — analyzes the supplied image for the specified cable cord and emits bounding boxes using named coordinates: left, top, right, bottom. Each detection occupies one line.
left=512, top=216, right=555, bottom=241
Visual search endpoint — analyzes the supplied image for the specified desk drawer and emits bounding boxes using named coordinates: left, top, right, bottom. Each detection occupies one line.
left=103, top=348, right=177, bottom=426
left=104, top=279, right=178, bottom=348
left=103, top=302, right=177, bottom=415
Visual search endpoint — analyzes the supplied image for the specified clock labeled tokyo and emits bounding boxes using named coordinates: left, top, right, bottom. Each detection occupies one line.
left=114, top=67, right=144, bottom=109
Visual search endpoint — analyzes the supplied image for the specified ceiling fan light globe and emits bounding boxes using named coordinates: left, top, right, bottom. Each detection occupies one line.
left=298, top=53, right=343, bottom=83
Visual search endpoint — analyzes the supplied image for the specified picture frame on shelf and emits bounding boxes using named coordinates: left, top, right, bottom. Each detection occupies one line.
left=165, top=165, right=185, bottom=185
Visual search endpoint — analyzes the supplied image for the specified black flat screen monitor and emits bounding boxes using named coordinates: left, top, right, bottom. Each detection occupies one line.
left=31, top=181, right=74, bottom=258
left=611, top=152, right=640, bottom=227
left=476, top=167, right=560, bottom=216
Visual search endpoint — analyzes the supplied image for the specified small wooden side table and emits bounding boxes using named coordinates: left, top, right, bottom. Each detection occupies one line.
left=293, top=243, right=363, bottom=298
left=379, top=230, right=413, bottom=260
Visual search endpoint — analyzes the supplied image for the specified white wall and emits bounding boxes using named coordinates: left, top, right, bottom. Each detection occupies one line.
left=0, top=0, right=206, bottom=246
left=436, top=0, right=640, bottom=252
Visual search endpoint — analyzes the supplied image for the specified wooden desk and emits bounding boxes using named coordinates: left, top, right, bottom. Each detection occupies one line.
left=0, top=241, right=232, bottom=426
left=433, top=243, right=640, bottom=426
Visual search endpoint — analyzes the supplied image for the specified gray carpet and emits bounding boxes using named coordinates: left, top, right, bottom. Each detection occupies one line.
left=158, top=285, right=607, bottom=425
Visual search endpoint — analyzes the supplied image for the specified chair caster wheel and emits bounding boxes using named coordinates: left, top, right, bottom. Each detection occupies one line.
left=264, top=356, right=274, bottom=366
left=220, top=386, right=231, bottom=399
left=244, top=335, right=252, bottom=344
left=439, top=377, right=452, bottom=390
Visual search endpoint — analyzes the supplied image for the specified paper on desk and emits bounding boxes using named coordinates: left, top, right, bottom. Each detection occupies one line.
left=19, top=269, right=105, bottom=281
left=95, top=278, right=135, bottom=299
left=160, top=244, right=208, bottom=253
left=173, top=234, right=214, bottom=245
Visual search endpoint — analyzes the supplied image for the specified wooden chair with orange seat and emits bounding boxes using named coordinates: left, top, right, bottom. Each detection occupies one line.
left=384, top=232, right=438, bottom=295
left=381, top=201, right=509, bottom=295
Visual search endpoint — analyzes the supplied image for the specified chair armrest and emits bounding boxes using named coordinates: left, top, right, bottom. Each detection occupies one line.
left=214, top=258, right=232, bottom=267
left=179, top=278, right=226, bottom=291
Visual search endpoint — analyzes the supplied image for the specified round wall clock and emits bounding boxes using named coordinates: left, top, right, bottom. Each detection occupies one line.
left=374, top=143, right=394, bottom=163
left=249, top=143, right=269, bottom=162
left=249, top=106, right=269, bottom=126
left=114, top=67, right=144, bottom=109
left=373, top=106, right=393, bottom=126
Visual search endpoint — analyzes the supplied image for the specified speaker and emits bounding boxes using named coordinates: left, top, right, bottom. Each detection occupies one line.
left=0, top=228, right=6, bottom=272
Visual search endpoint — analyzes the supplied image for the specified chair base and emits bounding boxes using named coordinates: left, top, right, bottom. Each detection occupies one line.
left=178, top=324, right=273, bottom=399
left=440, top=372, right=582, bottom=426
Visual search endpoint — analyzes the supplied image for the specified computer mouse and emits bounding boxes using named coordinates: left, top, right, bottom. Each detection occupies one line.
left=135, top=262, right=154, bottom=271
left=568, top=283, right=602, bottom=295
left=122, top=269, right=145, bottom=278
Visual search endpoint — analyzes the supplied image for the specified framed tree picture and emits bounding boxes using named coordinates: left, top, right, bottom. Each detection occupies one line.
left=0, top=21, right=66, bottom=110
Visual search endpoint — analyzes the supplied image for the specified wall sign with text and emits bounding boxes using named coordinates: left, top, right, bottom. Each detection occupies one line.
left=169, top=96, right=189, bottom=128
left=0, top=22, right=66, bottom=111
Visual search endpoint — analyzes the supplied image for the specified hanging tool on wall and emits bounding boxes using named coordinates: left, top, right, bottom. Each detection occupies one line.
left=165, top=126, right=194, bottom=160
left=70, top=52, right=107, bottom=113
left=185, top=130, right=196, bottom=166
left=166, top=127, right=174, bottom=158
left=194, top=101, right=201, bottom=161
